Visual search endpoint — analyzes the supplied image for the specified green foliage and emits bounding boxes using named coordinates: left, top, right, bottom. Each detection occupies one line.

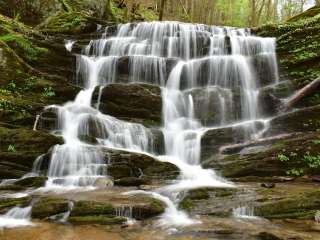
left=6, top=81, right=17, bottom=92
left=312, top=139, right=320, bottom=145
left=136, top=6, right=158, bottom=21
left=277, top=153, right=289, bottom=162
left=0, top=34, right=48, bottom=61
left=304, top=152, right=320, bottom=169
left=23, top=76, right=36, bottom=91
left=286, top=168, right=304, bottom=176
left=0, top=99, right=16, bottom=111
left=7, top=144, right=16, bottom=152
left=42, top=86, right=55, bottom=97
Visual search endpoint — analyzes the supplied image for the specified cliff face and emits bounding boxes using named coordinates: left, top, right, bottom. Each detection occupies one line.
left=0, top=3, right=320, bottom=236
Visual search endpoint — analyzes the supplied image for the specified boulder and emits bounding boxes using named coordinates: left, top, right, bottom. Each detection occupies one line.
left=105, top=148, right=179, bottom=181
left=32, top=197, right=70, bottom=219
left=264, top=105, right=320, bottom=136
left=0, top=126, right=63, bottom=179
left=214, top=132, right=320, bottom=179
left=201, top=121, right=265, bottom=163
left=13, top=176, right=48, bottom=188
left=0, top=196, right=31, bottom=214
left=92, top=83, right=162, bottom=126
left=255, top=188, right=320, bottom=219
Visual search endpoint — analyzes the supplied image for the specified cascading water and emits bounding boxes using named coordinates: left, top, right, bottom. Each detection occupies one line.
left=0, top=206, right=33, bottom=228
left=29, top=21, right=279, bottom=226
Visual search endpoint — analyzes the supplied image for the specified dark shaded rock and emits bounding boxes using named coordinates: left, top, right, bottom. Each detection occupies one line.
left=14, top=176, right=48, bottom=188
left=92, top=83, right=162, bottom=126
left=32, top=197, right=70, bottom=219
left=114, top=177, right=148, bottom=187
left=201, top=121, right=265, bottom=163
left=257, top=232, right=282, bottom=240
left=0, top=126, right=63, bottom=179
left=105, top=148, right=179, bottom=181
left=68, top=215, right=126, bottom=225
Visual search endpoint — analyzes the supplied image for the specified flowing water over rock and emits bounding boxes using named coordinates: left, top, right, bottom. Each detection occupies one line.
left=0, top=21, right=280, bottom=228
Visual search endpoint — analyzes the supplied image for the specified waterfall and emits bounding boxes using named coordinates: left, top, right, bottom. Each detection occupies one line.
left=0, top=206, right=33, bottom=228
left=31, top=21, right=278, bottom=225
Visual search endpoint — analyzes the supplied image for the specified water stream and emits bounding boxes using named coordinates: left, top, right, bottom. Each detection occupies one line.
left=0, top=21, right=279, bottom=228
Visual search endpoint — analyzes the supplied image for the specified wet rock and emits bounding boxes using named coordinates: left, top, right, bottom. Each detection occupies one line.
left=92, top=83, right=162, bottom=126
left=255, top=189, right=320, bottom=219
left=71, top=201, right=114, bottom=217
left=0, top=126, right=63, bottom=179
left=257, top=232, right=282, bottom=240
left=186, top=87, right=240, bottom=126
left=210, top=132, right=320, bottom=179
left=201, top=121, right=265, bottom=163
left=261, top=183, right=275, bottom=188
left=105, top=148, right=179, bottom=181
left=130, top=197, right=165, bottom=220
left=264, top=105, right=320, bottom=137
left=14, top=176, right=48, bottom=188
left=0, top=197, right=31, bottom=213
left=179, top=187, right=237, bottom=213
left=68, top=215, right=126, bottom=225
left=32, top=197, right=70, bottom=219
left=114, top=177, right=148, bottom=187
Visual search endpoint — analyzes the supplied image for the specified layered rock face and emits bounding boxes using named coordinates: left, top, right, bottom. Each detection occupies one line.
left=0, top=4, right=320, bottom=235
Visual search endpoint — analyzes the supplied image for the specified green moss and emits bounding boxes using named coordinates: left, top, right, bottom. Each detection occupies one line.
left=0, top=197, right=31, bottom=212
left=32, top=197, right=70, bottom=219
left=70, top=201, right=113, bottom=217
left=255, top=190, right=320, bottom=219
left=255, top=10, right=320, bottom=96
left=0, top=34, right=48, bottom=61
left=133, top=198, right=165, bottom=219
left=39, top=11, right=98, bottom=34
left=69, top=215, right=126, bottom=225
left=14, top=176, right=48, bottom=188
left=114, top=177, right=148, bottom=186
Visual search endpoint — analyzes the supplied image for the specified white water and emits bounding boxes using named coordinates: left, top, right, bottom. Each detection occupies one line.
left=0, top=206, right=33, bottom=229
left=29, top=21, right=278, bottom=226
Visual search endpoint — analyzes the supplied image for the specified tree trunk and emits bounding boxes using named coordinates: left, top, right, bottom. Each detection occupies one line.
left=159, top=0, right=166, bottom=21
left=316, top=0, right=320, bottom=6
left=250, top=0, right=257, bottom=26
left=282, top=77, right=320, bottom=111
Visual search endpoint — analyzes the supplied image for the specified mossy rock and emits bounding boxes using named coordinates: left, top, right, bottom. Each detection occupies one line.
left=255, top=190, right=320, bottom=219
left=114, top=177, right=149, bottom=187
left=92, top=83, right=162, bottom=126
left=68, top=215, right=126, bottom=225
left=38, top=11, right=103, bottom=35
left=131, top=197, right=165, bottom=220
left=32, top=197, right=70, bottom=219
left=106, top=149, right=179, bottom=181
left=70, top=201, right=113, bottom=217
left=180, top=188, right=211, bottom=210
left=14, top=176, right=48, bottom=188
left=0, top=126, right=63, bottom=153
left=0, top=196, right=31, bottom=213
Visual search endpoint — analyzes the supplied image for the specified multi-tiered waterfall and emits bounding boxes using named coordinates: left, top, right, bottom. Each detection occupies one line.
left=0, top=21, right=279, bottom=228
